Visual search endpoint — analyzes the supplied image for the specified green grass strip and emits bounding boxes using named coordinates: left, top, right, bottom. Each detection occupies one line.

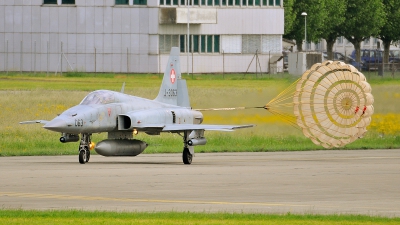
left=0, top=210, right=399, bottom=225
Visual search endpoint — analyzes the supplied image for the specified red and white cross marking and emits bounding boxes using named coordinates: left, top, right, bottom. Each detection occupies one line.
left=170, top=68, right=176, bottom=84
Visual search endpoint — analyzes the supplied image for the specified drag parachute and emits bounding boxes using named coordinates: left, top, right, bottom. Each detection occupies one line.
left=266, top=61, right=374, bottom=148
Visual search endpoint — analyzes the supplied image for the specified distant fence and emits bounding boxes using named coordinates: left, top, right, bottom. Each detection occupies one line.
left=0, top=40, right=284, bottom=75
left=0, top=40, right=145, bottom=74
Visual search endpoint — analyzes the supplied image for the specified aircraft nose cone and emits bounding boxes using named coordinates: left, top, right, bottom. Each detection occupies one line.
left=43, top=118, right=68, bottom=132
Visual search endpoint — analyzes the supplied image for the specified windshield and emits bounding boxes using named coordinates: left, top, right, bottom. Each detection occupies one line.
left=80, top=91, right=116, bottom=105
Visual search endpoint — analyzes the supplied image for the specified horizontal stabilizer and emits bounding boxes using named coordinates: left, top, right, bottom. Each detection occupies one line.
left=124, top=123, right=253, bottom=132
left=19, top=120, right=49, bottom=125
left=162, top=124, right=254, bottom=132
left=194, top=106, right=265, bottom=111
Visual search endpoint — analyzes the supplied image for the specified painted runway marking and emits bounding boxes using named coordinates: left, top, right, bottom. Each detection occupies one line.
left=0, top=192, right=310, bottom=208
left=1, top=192, right=388, bottom=212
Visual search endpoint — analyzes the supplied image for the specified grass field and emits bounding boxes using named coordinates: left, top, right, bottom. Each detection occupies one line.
left=1, top=72, right=400, bottom=222
left=0, top=72, right=399, bottom=156
left=0, top=210, right=399, bottom=225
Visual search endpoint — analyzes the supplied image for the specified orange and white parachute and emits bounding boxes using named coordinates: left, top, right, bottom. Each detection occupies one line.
left=264, top=60, right=374, bottom=148
left=293, top=61, right=374, bottom=148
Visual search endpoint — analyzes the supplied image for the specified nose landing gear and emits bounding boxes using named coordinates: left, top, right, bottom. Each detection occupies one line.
left=78, top=133, right=91, bottom=164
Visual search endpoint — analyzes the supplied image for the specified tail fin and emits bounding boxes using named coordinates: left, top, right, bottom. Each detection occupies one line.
left=155, top=47, right=190, bottom=108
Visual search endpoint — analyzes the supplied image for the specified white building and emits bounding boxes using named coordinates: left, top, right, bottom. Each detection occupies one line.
left=0, top=0, right=284, bottom=73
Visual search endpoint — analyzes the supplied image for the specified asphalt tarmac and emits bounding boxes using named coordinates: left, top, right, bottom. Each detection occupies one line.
left=0, top=150, right=399, bottom=217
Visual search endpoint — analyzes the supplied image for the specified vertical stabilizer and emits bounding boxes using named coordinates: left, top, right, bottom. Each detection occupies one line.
left=155, top=47, right=190, bottom=107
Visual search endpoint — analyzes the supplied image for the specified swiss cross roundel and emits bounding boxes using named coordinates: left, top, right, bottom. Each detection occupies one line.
left=170, top=68, right=176, bottom=84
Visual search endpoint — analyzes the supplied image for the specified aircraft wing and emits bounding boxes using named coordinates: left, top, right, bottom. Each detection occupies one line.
left=162, top=124, right=254, bottom=132
left=19, top=120, right=49, bottom=125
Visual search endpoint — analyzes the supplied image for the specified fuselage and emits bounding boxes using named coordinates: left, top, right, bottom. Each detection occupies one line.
left=43, top=90, right=203, bottom=134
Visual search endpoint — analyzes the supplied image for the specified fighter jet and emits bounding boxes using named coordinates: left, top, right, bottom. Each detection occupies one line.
left=20, top=47, right=253, bottom=164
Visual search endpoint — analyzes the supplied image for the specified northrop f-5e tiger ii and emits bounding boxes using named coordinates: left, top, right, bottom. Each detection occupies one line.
left=21, top=47, right=253, bottom=164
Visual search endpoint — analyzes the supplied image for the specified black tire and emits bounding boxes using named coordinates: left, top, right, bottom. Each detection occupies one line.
left=86, top=149, right=90, bottom=163
left=79, top=150, right=86, bottom=164
left=182, top=148, right=192, bottom=165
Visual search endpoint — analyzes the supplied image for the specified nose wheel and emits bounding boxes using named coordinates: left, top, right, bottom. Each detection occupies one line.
left=78, top=133, right=91, bottom=164
left=79, top=149, right=87, bottom=164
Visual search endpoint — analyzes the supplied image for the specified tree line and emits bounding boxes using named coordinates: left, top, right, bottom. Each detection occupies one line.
left=283, top=0, right=400, bottom=63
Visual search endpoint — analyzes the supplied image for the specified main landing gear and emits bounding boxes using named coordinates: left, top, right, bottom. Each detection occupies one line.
left=78, top=133, right=91, bottom=164
left=182, top=147, right=192, bottom=164
left=182, top=131, right=193, bottom=165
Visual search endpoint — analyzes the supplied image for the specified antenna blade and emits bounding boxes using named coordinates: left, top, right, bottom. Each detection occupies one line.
left=120, top=82, right=125, bottom=93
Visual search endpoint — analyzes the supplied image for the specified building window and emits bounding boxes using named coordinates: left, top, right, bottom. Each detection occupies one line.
left=201, top=35, right=206, bottom=53
left=214, top=36, right=220, bottom=52
left=171, top=0, right=218, bottom=5
left=116, top=0, right=129, bottom=4
left=261, top=0, right=279, bottom=6
left=222, top=0, right=238, bottom=6
left=44, top=0, right=75, bottom=4
left=180, top=35, right=185, bottom=52
left=134, top=0, right=147, bottom=4
left=179, top=35, right=220, bottom=53
left=336, top=36, right=343, bottom=44
left=364, top=38, right=370, bottom=45
left=306, top=41, right=311, bottom=50
left=159, top=35, right=180, bottom=53
left=315, top=40, right=321, bottom=51
left=242, top=35, right=261, bottom=54
left=161, top=0, right=276, bottom=5
left=207, top=35, right=213, bottom=52
left=117, top=0, right=147, bottom=5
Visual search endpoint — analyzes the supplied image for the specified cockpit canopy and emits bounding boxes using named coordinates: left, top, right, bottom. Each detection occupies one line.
left=80, top=90, right=118, bottom=105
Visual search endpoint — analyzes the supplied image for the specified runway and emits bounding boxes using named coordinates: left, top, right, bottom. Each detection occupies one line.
left=1, top=150, right=399, bottom=217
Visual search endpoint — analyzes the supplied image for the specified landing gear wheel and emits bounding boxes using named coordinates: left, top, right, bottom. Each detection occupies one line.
left=182, top=147, right=192, bottom=165
left=79, top=150, right=86, bottom=164
left=78, top=133, right=91, bottom=164
left=85, top=149, right=90, bottom=163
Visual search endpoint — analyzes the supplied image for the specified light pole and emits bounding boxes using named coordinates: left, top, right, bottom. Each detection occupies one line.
left=187, top=0, right=190, bottom=76
left=301, top=12, right=307, bottom=51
